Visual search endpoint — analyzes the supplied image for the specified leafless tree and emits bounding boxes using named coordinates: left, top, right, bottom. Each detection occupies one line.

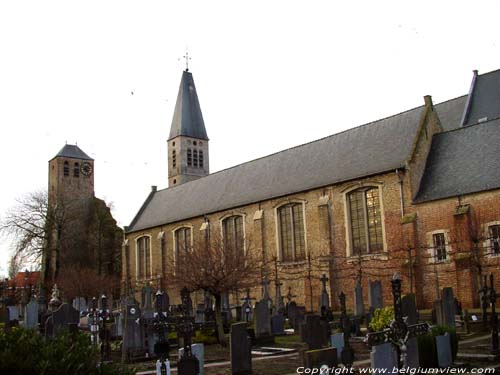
left=170, top=232, right=262, bottom=345
left=57, top=265, right=120, bottom=300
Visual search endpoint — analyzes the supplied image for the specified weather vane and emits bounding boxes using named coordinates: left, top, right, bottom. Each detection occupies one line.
left=181, top=50, right=191, bottom=72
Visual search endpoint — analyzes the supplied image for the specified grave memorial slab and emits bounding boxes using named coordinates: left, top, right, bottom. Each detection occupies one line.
left=303, top=347, right=338, bottom=371
left=436, top=333, right=452, bottom=368
left=369, top=280, right=383, bottom=310
left=230, top=322, right=252, bottom=375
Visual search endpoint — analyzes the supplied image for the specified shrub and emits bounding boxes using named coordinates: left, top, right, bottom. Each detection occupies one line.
left=0, top=327, right=134, bottom=375
left=193, top=328, right=218, bottom=345
left=369, top=306, right=394, bottom=332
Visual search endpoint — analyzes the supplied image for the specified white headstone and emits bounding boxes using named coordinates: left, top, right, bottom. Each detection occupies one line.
left=156, top=359, right=171, bottom=375
left=330, top=333, right=344, bottom=361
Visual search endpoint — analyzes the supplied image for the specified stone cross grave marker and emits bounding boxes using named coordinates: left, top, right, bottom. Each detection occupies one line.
left=274, top=277, right=285, bottom=313
left=319, top=273, right=330, bottom=312
left=177, top=287, right=199, bottom=375
left=366, top=273, right=429, bottom=369
left=240, top=289, right=255, bottom=322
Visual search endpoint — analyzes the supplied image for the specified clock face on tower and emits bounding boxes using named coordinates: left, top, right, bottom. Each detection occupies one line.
left=80, top=162, right=93, bottom=176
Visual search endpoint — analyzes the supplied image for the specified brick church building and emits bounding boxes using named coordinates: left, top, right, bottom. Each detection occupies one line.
left=123, top=68, right=500, bottom=310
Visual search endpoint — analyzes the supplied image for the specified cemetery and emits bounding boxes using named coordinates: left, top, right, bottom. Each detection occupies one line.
left=1, top=272, right=499, bottom=374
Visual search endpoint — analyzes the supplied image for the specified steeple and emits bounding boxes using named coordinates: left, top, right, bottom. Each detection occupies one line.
left=168, top=70, right=209, bottom=141
left=168, top=70, right=209, bottom=187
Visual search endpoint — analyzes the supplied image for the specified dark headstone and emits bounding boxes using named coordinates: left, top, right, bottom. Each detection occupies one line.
left=254, top=300, right=271, bottom=337
left=369, top=280, right=383, bottom=310
left=178, top=354, right=199, bottom=375
left=305, top=315, right=324, bottom=350
left=402, top=293, right=418, bottom=325
left=230, top=322, right=252, bottom=375
left=52, top=303, right=79, bottom=335
left=441, top=288, right=456, bottom=328
left=0, top=306, right=10, bottom=333
left=271, top=314, right=285, bottom=335
left=436, top=333, right=452, bottom=368
left=354, top=280, right=364, bottom=316
left=123, top=298, right=145, bottom=356
left=303, top=347, right=338, bottom=371
left=370, top=342, right=398, bottom=370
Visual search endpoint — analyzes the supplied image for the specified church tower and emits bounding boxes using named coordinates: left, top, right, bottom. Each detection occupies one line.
left=168, top=70, right=209, bottom=187
left=48, top=144, right=94, bottom=208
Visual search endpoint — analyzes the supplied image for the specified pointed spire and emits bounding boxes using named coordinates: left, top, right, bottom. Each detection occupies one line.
left=168, top=71, right=209, bottom=141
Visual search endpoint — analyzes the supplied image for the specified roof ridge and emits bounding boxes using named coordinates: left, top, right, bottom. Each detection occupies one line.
left=434, top=115, right=500, bottom=137
left=155, top=96, right=466, bottom=194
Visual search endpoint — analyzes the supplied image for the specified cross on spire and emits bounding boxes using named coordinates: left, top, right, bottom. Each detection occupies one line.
left=182, top=50, right=192, bottom=72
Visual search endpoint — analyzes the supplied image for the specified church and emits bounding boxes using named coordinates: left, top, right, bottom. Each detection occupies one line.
left=123, top=68, right=500, bottom=311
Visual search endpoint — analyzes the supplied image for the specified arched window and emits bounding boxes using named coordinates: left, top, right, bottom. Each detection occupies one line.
left=136, top=236, right=151, bottom=278
left=193, top=149, right=198, bottom=167
left=74, top=162, right=80, bottom=178
left=347, top=187, right=383, bottom=255
left=175, top=227, right=192, bottom=262
left=63, top=161, right=69, bottom=177
left=172, top=150, right=176, bottom=168
left=187, top=149, right=192, bottom=167
left=199, top=150, right=204, bottom=168
left=278, top=203, right=305, bottom=262
left=222, top=215, right=244, bottom=254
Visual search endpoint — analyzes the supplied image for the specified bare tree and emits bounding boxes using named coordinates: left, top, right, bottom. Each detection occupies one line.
left=56, top=265, right=120, bottom=300
left=0, top=190, right=53, bottom=266
left=170, top=232, right=261, bottom=345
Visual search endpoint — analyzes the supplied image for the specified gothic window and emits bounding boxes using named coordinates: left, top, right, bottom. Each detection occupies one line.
left=278, top=203, right=305, bottom=262
left=222, top=215, right=244, bottom=254
left=63, top=161, right=69, bottom=176
left=433, top=232, right=447, bottom=261
left=187, top=149, right=192, bottom=167
left=193, top=149, right=198, bottom=167
left=172, top=150, right=176, bottom=168
left=74, top=162, right=80, bottom=178
left=347, top=187, right=383, bottom=255
left=175, top=227, right=192, bottom=263
left=489, top=225, right=500, bottom=255
left=199, top=150, right=204, bottom=168
left=136, top=236, right=151, bottom=278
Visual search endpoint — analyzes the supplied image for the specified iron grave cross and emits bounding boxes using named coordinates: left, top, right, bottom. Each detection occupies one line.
left=366, top=272, right=429, bottom=368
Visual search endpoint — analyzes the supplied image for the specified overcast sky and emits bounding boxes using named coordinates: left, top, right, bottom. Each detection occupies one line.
left=1, top=1, right=499, bottom=276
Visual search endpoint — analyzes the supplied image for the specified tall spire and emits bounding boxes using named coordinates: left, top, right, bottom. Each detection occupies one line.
left=168, top=70, right=208, bottom=141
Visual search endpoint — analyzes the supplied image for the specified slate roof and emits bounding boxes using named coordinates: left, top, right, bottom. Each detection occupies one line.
left=462, top=69, right=500, bottom=126
left=127, top=96, right=465, bottom=233
left=52, top=144, right=93, bottom=161
left=168, top=70, right=209, bottom=141
left=414, top=119, right=500, bottom=203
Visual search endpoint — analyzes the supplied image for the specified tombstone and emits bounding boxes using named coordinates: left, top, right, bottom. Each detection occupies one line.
left=330, top=333, right=344, bottom=361
left=271, top=314, right=285, bottom=335
left=303, top=347, right=338, bottom=371
left=370, top=342, right=398, bottom=370
left=230, top=322, right=252, bottom=375
left=436, top=333, right=452, bottom=368
left=24, top=299, right=39, bottom=329
left=406, top=337, right=420, bottom=368
left=222, top=292, right=232, bottom=322
left=287, top=301, right=298, bottom=327
left=254, top=300, right=271, bottom=337
left=122, top=299, right=145, bottom=357
left=52, top=303, right=80, bottom=335
left=304, top=315, right=324, bottom=350
left=354, top=280, right=364, bottom=317
left=402, top=293, right=417, bottom=325
left=179, top=343, right=204, bottom=375
left=319, top=274, right=330, bottom=312
left=7, top=306, right=19, bottom=321
left=441, top=288, right=456, bottom=328
left=116, top=312, right=123, bottom=337
left=142, top=283, right=155, bottom=313
left=195, top=303, right=205, bottom=324
left=72, top=297, right=87, bottom=314
left=369, top=280, right=383, bottom=310
left=156, top=359, right=171, bottom=375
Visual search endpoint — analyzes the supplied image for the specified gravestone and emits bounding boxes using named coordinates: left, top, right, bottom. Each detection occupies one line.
left=402, top=293, right=417, bottom=325
left=330, top=333, right=344, bottom=361
left=271, top=314, right=285, bottom=335
left=52, top=303, right=80, bottom=335
left=230, top=322, right=252, bottom=375
left=354, top=280, right=364, bottom=317
left=72, top=297, right=87, bottom=314
left=436, top=333, right=452, bottom=368
left=254, top=300, right=271, bottom=337
left=304, top=315, right=324, bottom=350
left=179, top=343, right=204, bottom=375
left=123, top=299, right=145, bottom=357
left=441, top=288, right=456, bottom=328
left=303, top=347, right=338, bottom=371
left=371, top=342, right=398, bottom=370
left=116, top=313, right=123, bottom=337
left=319, top=274, right=330, bottom=311
left=24, top=299, right=39, bottom=329
left=369, top=280, right=383, bottom=310
left=0, top=306, right=10, bottom=332
left=287, top=302, right=298, bottom=327
left=7, top=306, right=19, bottom=321
left=195, top=303, right=205, bottom=324
left=156, top=359, right=171, bottom=375
left=406, top=337, right=419, bottom=368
